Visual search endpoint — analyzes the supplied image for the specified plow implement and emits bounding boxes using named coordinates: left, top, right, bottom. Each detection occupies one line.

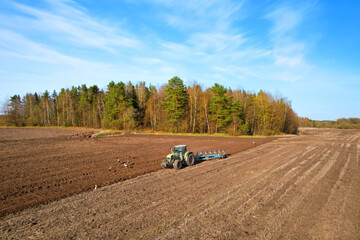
left=194, top=150, right=226, bottom=161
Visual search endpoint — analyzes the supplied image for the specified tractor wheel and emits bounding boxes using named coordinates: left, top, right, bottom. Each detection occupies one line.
left=173, top=160, right=182, bottom=170
left=186, top=153, right=195, bottom=166
left=160, top=159, right=168, bottom=168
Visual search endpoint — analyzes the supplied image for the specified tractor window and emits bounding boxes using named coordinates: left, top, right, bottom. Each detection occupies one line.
left=174, top=146, right=186, bottom=153
left=174, top=147, right=184, bottom=152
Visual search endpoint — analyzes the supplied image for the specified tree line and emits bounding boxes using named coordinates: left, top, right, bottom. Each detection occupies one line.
left=299, top=117, right=360, bottom=129
left=3, top=76, right=299, bottom=135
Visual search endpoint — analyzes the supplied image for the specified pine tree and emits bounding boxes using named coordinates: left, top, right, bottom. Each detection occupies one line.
left=103, top=81, right=134, bottom=129
left=209, top=83, right=232, bottom=133
left=231, top=99, right=246, bottom=135
left=7, top=95, right=24, bottom=126
left=163, top=77, right=188, bottom=132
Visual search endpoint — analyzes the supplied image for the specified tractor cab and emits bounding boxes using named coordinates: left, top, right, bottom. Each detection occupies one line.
left=172, top=145, right=187, bottom=159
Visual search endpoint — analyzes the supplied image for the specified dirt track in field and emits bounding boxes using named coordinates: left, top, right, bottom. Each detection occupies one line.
left=0, top=127, right=271, bottom=217
left=1, top=128, right=360, bottom=239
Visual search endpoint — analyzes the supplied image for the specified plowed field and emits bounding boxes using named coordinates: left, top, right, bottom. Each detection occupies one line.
left=1, top=128, right=360, bottom=239
left=0, top=127, right=270, bottom=217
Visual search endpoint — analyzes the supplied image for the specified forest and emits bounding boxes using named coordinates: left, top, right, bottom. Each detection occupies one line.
left=3, top=76, right=299, bottom=136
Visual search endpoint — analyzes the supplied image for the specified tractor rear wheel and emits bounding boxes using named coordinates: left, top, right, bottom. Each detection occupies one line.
left=173, top=160, right=182, bottom=170
left=186, top=153, right=195, bottom=166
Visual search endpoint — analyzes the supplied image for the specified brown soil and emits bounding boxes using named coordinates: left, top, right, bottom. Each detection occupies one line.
left=0, top=127, right=271, bottom=217
left=1, top=127, right=359, bottom=239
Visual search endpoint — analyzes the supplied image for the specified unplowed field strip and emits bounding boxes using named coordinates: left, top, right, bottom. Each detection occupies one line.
left=1, top=128, right=359, bottom=239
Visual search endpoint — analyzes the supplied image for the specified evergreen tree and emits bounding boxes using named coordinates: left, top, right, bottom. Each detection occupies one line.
left=7, top=95, right=23, bottom=126
left=163, top=76, right=188, bottom=132
left=79, top=84, right=90, bottom=127
left=88, top=85, right=102, bottom=128
left=50, top=90, right=58, bottom=126
left=103, top=81, right=135, bottom=129
left=231, top=99, right=247, bottom=134
left=209, top=83, right=232, bottom=133
left=23, top=93, right=40, bottom=126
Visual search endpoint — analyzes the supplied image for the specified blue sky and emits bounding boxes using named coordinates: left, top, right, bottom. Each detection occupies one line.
left=0, top=0, right=359, bottom=120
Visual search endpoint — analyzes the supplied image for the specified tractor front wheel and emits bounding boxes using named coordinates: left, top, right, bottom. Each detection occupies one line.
left=186, top=153, right=195, bottom=166
left=173, top=160, right=182, bottom=170
left=160, top=159, right=168, bottom=168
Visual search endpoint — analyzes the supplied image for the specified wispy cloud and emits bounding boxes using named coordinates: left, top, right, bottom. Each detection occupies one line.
left=1, top=0, right=269, bottom=86
left=188, top=32, right=246, bottom=53
left=0, top=28, right=131, bottom=89
left=0, top=29, right=90, bottom=66
left=0, top=0, right=149, bottom=98
left=7, top=0, right=141, bottom=52
left=0, top=1, right=318, bottom=92
left=267, top=7, right=303, bottom=34
left=136, top=0, right=273, bottom=84
left=147, top=0, right=244, bottom=32
left=265, top=4, right=313, bottom=81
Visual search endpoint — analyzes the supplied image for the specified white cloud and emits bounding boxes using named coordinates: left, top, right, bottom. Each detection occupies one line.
left=0, top=29, right=104, bottom=68
left=133, top=57, right=163, bottom=65
left=0, top=28, right=135, bottom=94
left=9, top=0, right=141, bottom=52
left=1, top=0, right=266, bottom=88
left=267, top=7, right=302, bottom=34
left=189, top=32, right=246, bottom=53
left=265, top=5, right=312, bottom=81
left=146, top=0, right=244, bottom=32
